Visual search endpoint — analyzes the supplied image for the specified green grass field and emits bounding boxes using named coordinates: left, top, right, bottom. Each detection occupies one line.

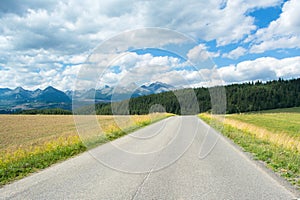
left=255, top=107, right=300, bottom=113
left=199, top=107, right=300, bottom=190
left=227, top=113, right=300, bottom=138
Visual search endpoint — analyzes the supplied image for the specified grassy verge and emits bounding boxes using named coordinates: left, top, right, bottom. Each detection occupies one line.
left=0, top=113, right=172, bottom=186
left=85, top=113, right=173, bottom=148
left=199, top=113, right=300, bottom=190
left=0, top=136, right=86, bottom=186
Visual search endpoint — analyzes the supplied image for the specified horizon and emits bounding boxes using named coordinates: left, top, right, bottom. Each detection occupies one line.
left=2, top=77, right=299, bottom=92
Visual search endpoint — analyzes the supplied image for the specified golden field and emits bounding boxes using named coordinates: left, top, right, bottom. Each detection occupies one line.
left=0, top=113, right=167, bottom=168
left=0, top=114, right=165, bottom=151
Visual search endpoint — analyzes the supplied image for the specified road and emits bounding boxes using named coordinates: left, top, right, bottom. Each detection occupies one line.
left=0, top=116, right=298, bottom=199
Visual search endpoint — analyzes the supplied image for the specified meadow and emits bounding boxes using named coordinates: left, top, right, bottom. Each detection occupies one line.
left=199, top=107, right=300, bottom=189
left=0, top=113, right=169, bottom=186
left=226, top=112, right=300, bottom=151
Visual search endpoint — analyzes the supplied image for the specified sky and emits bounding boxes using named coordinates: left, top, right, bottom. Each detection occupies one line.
left=0, top=0, right=300, bottom=91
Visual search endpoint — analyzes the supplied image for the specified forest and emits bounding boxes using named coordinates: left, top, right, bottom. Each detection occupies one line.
left=17, top=108, right=72, bottom=115
left=91, top=78, right=300, bottom=115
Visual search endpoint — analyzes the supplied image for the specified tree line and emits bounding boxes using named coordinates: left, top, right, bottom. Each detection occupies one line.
left=92, top=78, right=300, bottom=115
left=17, top=108, right=72, bottom=115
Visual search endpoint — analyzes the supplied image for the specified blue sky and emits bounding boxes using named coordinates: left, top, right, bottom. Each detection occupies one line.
left=0, top=0, right=300, bottom=90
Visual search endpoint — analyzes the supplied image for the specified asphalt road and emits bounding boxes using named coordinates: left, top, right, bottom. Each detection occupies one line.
left=0, top=116, right=298, bottom=199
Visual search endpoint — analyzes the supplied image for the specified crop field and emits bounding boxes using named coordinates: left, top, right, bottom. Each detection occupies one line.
left=0, top=114, right=167, bottom=152
left=199, top=108, right=300, bottom=189
left=0, top=115, right=77, bottom=152
left=0, top=113, right=169, bottom=186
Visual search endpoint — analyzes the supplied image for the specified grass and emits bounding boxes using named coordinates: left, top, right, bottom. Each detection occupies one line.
left=227, top=113, right=300, bottom=137
left=199, top=112, right=300, bottom=190
left=254, top=107, right=300, bottom=114
left=0, top=113, right=171, bottom=186
left=225, top=114, right=300, bottom=151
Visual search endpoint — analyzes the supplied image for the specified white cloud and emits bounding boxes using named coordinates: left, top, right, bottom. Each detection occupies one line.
left=95, top=51, right=224, bottom=89
left=0, top=0, right=283, bottom=52
left=249, top=0, right=300, bottom=53
left=219, top=56, right=300, bottom=84
left=0, top=0, right=290, bottom=90
left=97, top=52, right=182, bottom=87
left=186, top=44, right=219, bottom=70
left=222, top=47, right=247, bottom=59
left=187, top=44, right=210, bottom=63
left=0, top=48, right=86, bottom=90
left=143, top=0, right=282, bottom=46
left=73, top=49, right=220, bottom=90
left=250, top=36, right=300, bottom=53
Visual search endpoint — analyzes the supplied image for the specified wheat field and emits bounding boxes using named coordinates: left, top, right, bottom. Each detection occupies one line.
left=0, top=113, right=167, bottom=167
left=0, top=114, right=166, bottom=152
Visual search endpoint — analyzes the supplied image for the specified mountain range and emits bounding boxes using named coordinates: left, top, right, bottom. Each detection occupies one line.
left=0, top=82, right=174, bottom=112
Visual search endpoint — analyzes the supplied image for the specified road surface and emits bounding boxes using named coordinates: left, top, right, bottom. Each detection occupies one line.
left=0, top=116, right=298, bottom=199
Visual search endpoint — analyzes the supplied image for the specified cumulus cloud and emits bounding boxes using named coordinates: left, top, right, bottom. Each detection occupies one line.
left=0, top=0, right=283, bottom=52
left=219, top=56, right=300, bottom=84
left=0, top=49, right=85, bottom=90
left=0, top=0, right=291, bottom=90
left=97, top=52, right=183, bottom=88
left=187, top=44, right=210, bottom=62
left=186, top=44, right=219, bottom=71
left=143, top=0, right=282, bottom=46
left=248, top=0, right=300, bottom=53
left=222, top=47, right=247, bottom=59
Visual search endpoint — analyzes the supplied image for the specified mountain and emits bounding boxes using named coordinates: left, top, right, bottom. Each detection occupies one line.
left=0, top=82, right=174, bottom=112
left=0, top=87, right=30, bottom=102
left=147, top=82, right=174, bottom=93
left=0, top=86, right=71, bottom=111
left=36, top=86, right=71, bottom=103
left=71, top=82, right=175, bottom=102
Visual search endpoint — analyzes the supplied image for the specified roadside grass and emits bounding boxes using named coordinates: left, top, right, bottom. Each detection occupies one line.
left=199, top=113, right=300, bottom=190
left=224, top=114, right=300, bottom=152
left=0, top=113, right=171, bottom=186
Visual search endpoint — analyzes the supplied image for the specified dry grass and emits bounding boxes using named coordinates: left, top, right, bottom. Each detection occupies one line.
left=73, top=113, right=169, bottom=144
left=0, top=113, right=169, bottom=185
left=0, top=115, right=77, bottom=152
left=0, top=113, right=168, bottom=166
left=0, top=113, right=166, bottom=151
